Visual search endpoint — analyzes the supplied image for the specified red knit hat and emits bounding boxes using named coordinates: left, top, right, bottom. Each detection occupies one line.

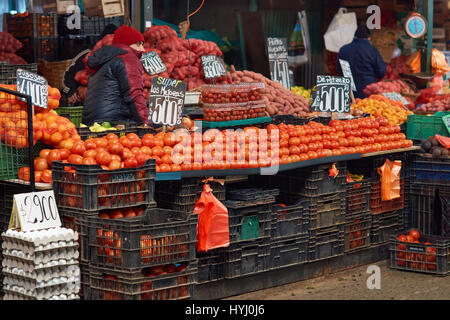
left=112, top=25, right=144, bottom=46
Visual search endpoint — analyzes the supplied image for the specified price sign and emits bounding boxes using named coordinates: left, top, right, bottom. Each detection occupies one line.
left=339, top=59, right=356, bottom=91
left=310, top=75, right=351, bottom=113
left=267, top=37, right=291, bottom=89
left=16, top=69, right=48, bottom=109
left=382, top=92, right=410, bottom=105
left=201, top=55, right=227, bottom=79
left=148, top=77, right=186, bottom=126
left=9, top=190, right=61, bottom=232
left=141, top=51, right=167, bottom=75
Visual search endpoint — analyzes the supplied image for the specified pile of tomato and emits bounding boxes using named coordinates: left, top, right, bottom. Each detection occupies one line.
left=395, top=230, right=438, bottom=271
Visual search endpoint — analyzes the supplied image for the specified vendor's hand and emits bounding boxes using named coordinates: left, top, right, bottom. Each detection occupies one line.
left=68, top=93, right=79, bottom=105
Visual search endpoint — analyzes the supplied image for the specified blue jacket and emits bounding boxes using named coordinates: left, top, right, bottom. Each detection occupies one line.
left=336, top=38, right=386, bottom=99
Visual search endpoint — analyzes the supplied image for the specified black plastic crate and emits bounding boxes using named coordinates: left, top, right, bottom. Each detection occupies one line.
left=439, top=196, right=450, bottom=238
left=52, top=158, right=155, bottom=213
left=89, top=261, right=197, bottom=300
left=370, top=179, right=405, bottom=214
left=77, top=121, right=138, bottom=140
left=196, top=249, right=226, bottom=283
left=408, top=184, right=438, bottom=235
left=389, top=230, right=450, bottom=276
left=308, top=224, right=345, bottom=261
left=59, top=209, right=89, bottom=262
left=15, top=37, right=59, bottom=63
left=344, top=211, right=372, bottom=252
left=371, top=210, right=403, bottom=244
left=271, top=115, right=310, bottom=126
left=79, top=261, right=91, bottom=300
left=371, top=152, right=408, bottom=180
left=0, top=181, right=32, bottom=226
left=5, top=13, right=58, bottom=38
left=410, top=154, right=450, bottom=187
left=309, top=192, right=346, bottom=230
left=227, top=188, right=280, bottom=201
left=225, top=200, right=274, bottom=244
left=58, top=15, right=124, bottom=36
left=271, top=200, right=309, bottom=239
left=156, top=200, right=196, bottom=213
left=58, top=35, right=99, bottom=60
left=347, top=179, right=371, bottom=216
left=269, top=233, right=309, bottom=269
left=0, top=63, right=38, bottom=84
left=223, top=238, right=271, bottom=279
left=88, top=208, right=197, bottom=271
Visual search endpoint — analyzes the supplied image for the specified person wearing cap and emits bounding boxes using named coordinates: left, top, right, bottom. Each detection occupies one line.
left=62, top=24, right=118, bottom=106
left=336, top=25, right=386, bottom=99
left=82, top=25, right=148, bottom=126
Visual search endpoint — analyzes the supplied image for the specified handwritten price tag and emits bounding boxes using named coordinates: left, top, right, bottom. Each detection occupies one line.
left=310, top=75, right=351, bottom=113
left=148, top=77, right=186, bottom=126
left=9, top=190, right=61, bottom=232
left=201, top=55, right=227, bottom=79
left=267, top=37, right=291, bottom=90
left=16, top=69, right=48, bottom=109
left=141, top=51, right=167, bottom=75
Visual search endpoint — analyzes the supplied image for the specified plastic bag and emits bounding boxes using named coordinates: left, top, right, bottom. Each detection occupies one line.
left=406, top=51, right=421, bottom=74
left=378, top=159, right=401, bottom=201
left=435, top=135, right=450, bottom=149
left=432, top=49, right=450, bottom=77
left=194, top=183, right=229, bottom=252
left=323, top=8, right=357, bottom=53
left=288, top=11, right=310, bottom=67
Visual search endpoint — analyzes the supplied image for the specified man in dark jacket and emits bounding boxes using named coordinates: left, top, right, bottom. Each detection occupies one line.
left=82, top=25, right=148, bottom=126
left=62, top=24, right=118, bottom=105
left=336, top=25, right=386, bottom=99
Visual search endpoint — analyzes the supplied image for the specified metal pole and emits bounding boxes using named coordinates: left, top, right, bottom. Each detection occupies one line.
left=425, top=0, right=433, bottom=73
left=26, top=95, right=35, bottom=192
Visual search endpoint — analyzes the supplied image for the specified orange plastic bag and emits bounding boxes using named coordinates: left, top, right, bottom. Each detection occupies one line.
left=407, top=51, right=421, bottom=73
left=194, top=183, right=229, bottom=252
left=378, top=159, right=401, bottom=201
left=432, top=49, right=450, bottom=77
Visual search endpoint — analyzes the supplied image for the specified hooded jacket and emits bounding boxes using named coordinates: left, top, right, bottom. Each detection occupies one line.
left=82, top=43, right=148, bottom=126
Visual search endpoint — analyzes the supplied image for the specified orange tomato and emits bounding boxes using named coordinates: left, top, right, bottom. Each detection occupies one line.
left=41, top=170, right=53, bottom=183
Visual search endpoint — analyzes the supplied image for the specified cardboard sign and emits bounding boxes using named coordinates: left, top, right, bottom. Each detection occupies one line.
left=148, top=77, right=186, bottom=126
left=201, top=55, right=227, bottom=79
left=267, top=37, right=291, bottom=89
left=141, top=51, right=167, bottom=75
left=16, top=69, right=48, bottom=109
left=339, top=59, right=356, bottom=91
left=382, top=92, right=410, bottom=105
left=9, top=190, right=61, bottom=232
left=310, top=75, right=351, bottom=113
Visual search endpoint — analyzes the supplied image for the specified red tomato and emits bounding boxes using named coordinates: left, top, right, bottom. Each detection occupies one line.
left=96, top=151, right=112, bottom=166
left=119, top=137, right=132, bottom=149
left=108, top=159, right=121, bottom=170
left=108, top=142, right=124, bottom=155
left=82, top=157, right=97, bottom=165
left=67, top=154, right=83, bottom=165
left=47, top=150, right=61, bottom=166
left=409, top=230, right=420, bottom=241
left=41, top=170, right=52, bottom=183
left=34, top=158, right=48, bottom=171
left=124, top=158, right=138, bottom=168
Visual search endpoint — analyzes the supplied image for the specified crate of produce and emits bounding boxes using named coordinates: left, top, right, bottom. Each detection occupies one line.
left=226, top=188, right=279, bottom=201
left=410, top=154, right=450, bottom=187
left=0, top=63, right=38, bottom=84
left=59, top=209, right=89, bottom=262
left=5, top=13, right=58, bottom=38
left=408, top=184, right=437, bottom=235
left=389, top=230, right=450, bottom=276
left=371, top=210, right=403, bottom=244
left=371, top=152, right=408, bottom=180
left=308, top=224, right=345, bottom=261
left=347, top=179, right=371, bottom=215
left=55, top=106, right=83, bottom=127
left=89, top=261, right=197, bottom=300
left=37, top=59, right=73, bottom=90
left=87, top=208, right=197, bottom=270
left=439, top=194, right=450, bottom=238
left=269, top=233, right=309, bottom=269
left=225, top=199, right=274, bottom=244
left=77, top=121, right=138, bottom=140
left=0, top=181, right=32, bottom=227
left=196, top=249, right=226, bottom=283
left=344, top=211, right=372, bottom=252
left=15, top=37, right=59, bottom=63
left=83, top=0, right=125, bottom=18
left=79, top=261, right=91, bottom=300
left=52, top=158, right=156, bottom=213
left=406, top=113, right=450, bottom=141
left=223, top=238, right=271, bottom=279
left=370, top=179, right=405, bottom=214
left=271, top=200, right=309, bottom=239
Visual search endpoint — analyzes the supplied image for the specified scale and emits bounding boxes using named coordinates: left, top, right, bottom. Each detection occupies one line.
left=404, top=12, right=427, bottom=39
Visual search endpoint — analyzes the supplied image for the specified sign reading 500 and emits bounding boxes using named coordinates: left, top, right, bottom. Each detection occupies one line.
left=148, top=77, right=186, bottom=126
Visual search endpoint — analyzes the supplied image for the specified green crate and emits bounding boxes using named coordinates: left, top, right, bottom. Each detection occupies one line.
left=56, top=106, right=83, bottom=127
left=406, top=113, right=450, bottom=141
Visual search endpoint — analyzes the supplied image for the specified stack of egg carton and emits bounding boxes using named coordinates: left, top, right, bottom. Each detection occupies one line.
left=1, top=227, right=81, bottom=300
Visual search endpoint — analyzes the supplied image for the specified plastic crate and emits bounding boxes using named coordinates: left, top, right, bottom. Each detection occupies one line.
left=58, top=35, right=99, bottom=60
left=270, top=115, right=311, bottom=126
left=347, top=179, right=371, bottom=216
left=15, top=37, right=59, bottom=63
left=0, top=63, right=38, bottom=84
left=406, top=113, right=450, bottom=141
left=308, top=192, right=346, bottom=230
left=0, top=180, right=32, bottom=223
left=196, top=250, right=226, bottom=283
left=5, top=13, right=58, bottom=38
left=225, top=200, right=274, bottom=244
left=370, top=179, right=405, bottom=214
left=269, top=233, right=309, bottom=269
left=58, top=15, right=124, bottom=36
left=371, top=210, right=403, bottom=244
left=89, top=261, right=197, bottom=300
left=155, top=200, right=196, bottom=213
left=439, top=195, right=450, bottom=238
left=308, top=224, right=345, bottom=261
left=88, top=208, right=197, bottom=271
left=344, top=211, right=372, bottom=252
left=389, top=230, right=450, bottom=276
left=408, top=184, right=437, bottom=235
left=410, top=155, right=450, bottom=187
left=77, top=121, right=138, bottom=140
left=271, top=200, right=309, bottom=239
left=52, top=159, right=156, bottom=213
left=226, top=188, right=280, bottom=201
left=371, top=152, right=408, bottom=180
left=79, top=261, right=91, bottom=300
left=56, top=106, right=83, bottom=127
left=223, top=238, right=271, bottom=279
left=59, top=209, right=89, bottom=262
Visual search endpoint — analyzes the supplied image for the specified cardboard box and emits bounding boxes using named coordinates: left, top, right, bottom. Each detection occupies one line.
left=82, top=0, right=125, bottom=18
left=33, top=0, right=78, bottom=14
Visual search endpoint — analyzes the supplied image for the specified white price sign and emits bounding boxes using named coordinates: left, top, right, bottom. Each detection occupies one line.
left=9, top=190, right=61, bottom=232
left=16, top=69, right=48, bottom=109
left=339, top=59, right=356, bottom=91
left=141, top=51, right=167, bottom=75
left=201, top=55, right=227, bottom=79
left=148, top=77, right=186, bottom=126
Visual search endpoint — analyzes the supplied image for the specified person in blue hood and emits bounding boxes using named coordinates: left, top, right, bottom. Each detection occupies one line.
left=336, top=25, right=386, bottom=99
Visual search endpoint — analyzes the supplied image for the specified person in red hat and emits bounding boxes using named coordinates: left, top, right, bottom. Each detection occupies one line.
left=82, top=25, right=149, bottom=126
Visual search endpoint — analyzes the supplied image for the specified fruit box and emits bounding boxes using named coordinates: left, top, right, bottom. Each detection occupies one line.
left=389, top=230, right=450, bottom=276
left=406, top=114, right=450, bottom=141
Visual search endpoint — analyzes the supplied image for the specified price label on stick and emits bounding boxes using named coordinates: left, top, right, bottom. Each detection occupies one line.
left=9, top=190, right=61, bottom=232
left=148, top=77, right=186, bottom=126
left=141, top=51, right=167, bottom=75
left=310, top=75, right=351, bottom=113
left=16, top=69, right=48, bottom=109
left=201, top=55, right=227, bottom=79
left=267, top=37, right=291, bottom=89
left=339, top=59, right=356, bottom=91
